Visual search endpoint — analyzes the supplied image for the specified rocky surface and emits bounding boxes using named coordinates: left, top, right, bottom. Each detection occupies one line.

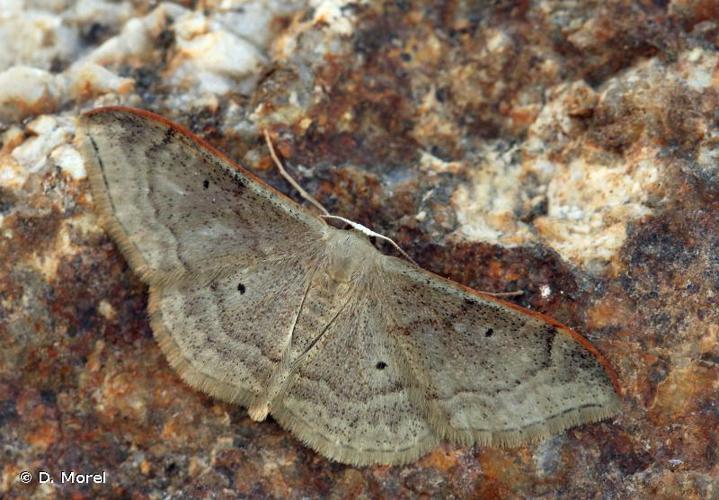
left=1, top=0, right=718, bottom=498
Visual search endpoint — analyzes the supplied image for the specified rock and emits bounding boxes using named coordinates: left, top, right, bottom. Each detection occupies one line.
left=1, top=1, right=718, bottom=498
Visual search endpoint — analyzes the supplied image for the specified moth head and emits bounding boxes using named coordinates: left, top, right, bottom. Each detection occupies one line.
left=322, top=214, right=415, bottom=265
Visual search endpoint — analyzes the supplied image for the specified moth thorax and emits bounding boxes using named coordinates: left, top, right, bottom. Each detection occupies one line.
left=326, top=230, right=375, bottom=283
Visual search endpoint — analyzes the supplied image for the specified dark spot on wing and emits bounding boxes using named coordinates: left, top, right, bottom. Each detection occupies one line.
left=485, top=328, right=494, bottom=337
left=376, top=361, right=387, bottom=370
left=162, top=126, right=176, bottom=145
left=237, top=283, right=246, bottom=294
left=545, top=326, right=557, bottom=356
left=203, top=179, right=209, bottom=189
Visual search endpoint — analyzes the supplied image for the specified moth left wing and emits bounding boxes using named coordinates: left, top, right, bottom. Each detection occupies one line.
left=378, top=256, right=622, bottom=447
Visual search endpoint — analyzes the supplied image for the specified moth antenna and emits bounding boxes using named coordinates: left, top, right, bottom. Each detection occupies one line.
left=321, top=215, right=418, bottom=266
left=479, top=290, right=524, bottom=298
left=263, top=130, right=416, bottom=266
left=263, top=129, right=330, bottom=216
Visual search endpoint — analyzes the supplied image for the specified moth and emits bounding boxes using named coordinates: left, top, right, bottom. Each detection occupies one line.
left=78, top=107, right=621, bottom=466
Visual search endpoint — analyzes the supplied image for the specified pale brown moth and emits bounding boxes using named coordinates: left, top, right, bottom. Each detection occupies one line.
left=77, top=106, right=621, bottom=466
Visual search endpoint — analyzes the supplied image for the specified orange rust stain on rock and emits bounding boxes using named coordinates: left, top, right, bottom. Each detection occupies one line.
left=160, top=415, right=183, bottom=441
left=650, top=363, right=719, bottom=419
left=508, top=104, right=541, bottom=129
left=27, top=421, right=59, bottom=450
left=478, top=449, right=531, bottom=494
left=472, top=475, right=513, bottom=500
left=99, top=371, right=149, bottom=423
left=486, top=260, right=522, bottom=282
left=417, top=446, right=461, bottom=472
left=586, top=296, right=634, bottom=329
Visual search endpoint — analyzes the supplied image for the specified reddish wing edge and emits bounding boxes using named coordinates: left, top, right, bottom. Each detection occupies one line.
left=83, top=105, right=622, bottom=397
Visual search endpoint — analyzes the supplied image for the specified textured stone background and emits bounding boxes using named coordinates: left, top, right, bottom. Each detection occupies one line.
left=1, top=0, right=718, bottom=498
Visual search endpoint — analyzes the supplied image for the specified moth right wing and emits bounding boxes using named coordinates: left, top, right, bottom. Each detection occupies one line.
left=78, top=107, right=327, bottom=283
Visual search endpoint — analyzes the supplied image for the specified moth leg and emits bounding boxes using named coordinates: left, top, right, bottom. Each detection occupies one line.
left=250, top=279, right=354, bottom=421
